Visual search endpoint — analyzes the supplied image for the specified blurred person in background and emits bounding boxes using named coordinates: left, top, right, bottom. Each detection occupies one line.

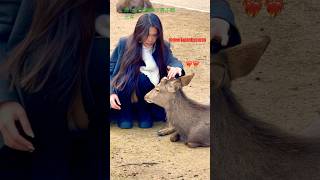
left=0, top=0, right=107, bottom=179
left=211, top=0, right=241, bottom=53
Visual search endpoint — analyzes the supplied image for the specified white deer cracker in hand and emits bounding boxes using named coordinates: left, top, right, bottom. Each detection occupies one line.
left=144, top=74, right=210, bottom=148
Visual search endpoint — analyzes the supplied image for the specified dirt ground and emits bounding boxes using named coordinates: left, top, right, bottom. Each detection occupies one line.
left=110, top=0, right=210, bottom=179
left=150, top=0, right=209, bottom=12
left=229, top=1, right=320, bottom=134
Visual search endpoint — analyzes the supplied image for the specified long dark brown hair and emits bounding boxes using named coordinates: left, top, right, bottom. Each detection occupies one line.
left=2, top=0, right=97, bottom=96
left=112, top=13, right=167, bottom=94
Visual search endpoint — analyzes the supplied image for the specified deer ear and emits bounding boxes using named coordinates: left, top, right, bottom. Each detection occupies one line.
left=220, top=36, right=270, bottom=80
left=179, top=73, right=195, bottom=87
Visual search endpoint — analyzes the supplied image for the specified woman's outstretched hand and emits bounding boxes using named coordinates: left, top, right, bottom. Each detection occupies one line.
left=167, top=66, right=182, bottom=80
left=0, top=101, right=35, bottom=152
left=110, top=94, right=121, bottom=110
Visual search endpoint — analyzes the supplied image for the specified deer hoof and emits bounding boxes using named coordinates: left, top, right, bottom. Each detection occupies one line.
left=170, top=133, right=180, bottom=142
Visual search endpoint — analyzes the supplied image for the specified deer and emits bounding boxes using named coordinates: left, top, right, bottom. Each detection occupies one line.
left=116, top=0, right=153, bottom=13
left=144, top=74, right=210, bottom=148
left=212, top=36, right=320, bottom=180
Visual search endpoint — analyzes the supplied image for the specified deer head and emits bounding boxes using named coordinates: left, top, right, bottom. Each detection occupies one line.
left=144, top=74, right=195, bottom=108
left=128, top=0, right=145, bottom=10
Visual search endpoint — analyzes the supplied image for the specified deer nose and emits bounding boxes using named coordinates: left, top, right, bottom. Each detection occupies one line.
left=144, top=96, right=153, bottom=103
left=144, top=94, right=151, bottom=102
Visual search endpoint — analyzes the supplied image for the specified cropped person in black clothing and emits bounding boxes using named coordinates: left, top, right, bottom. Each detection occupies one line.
left=0, top=0, right=107, bottom=179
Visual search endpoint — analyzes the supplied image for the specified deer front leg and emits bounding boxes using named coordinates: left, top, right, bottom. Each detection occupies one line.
left=170, top=132, right=180, bottom=142
left=157, top=127, right=176, bottom=136
left=157, top=120, right=175, bottom=136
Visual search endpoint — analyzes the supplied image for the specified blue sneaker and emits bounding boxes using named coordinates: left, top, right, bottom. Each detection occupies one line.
left=118, top=120, right=133, bottom=129
left=118, top=119, right=133, bottom=129
left=138, top=111, right=153, bottom=128
left=134, top=99, right=154, bottom=128
left=138, top=120, right=153, bottom=128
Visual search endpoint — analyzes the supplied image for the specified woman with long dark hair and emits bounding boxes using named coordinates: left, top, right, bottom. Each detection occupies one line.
left=110, top=13, right=184, bottom=129
left=0, top=0, right=107, bottom=179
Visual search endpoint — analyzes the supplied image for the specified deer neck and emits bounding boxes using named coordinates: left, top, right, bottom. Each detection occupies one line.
left=164, top=90, right=189, bottom=120
left=165, top=89, right=188, bottom=109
